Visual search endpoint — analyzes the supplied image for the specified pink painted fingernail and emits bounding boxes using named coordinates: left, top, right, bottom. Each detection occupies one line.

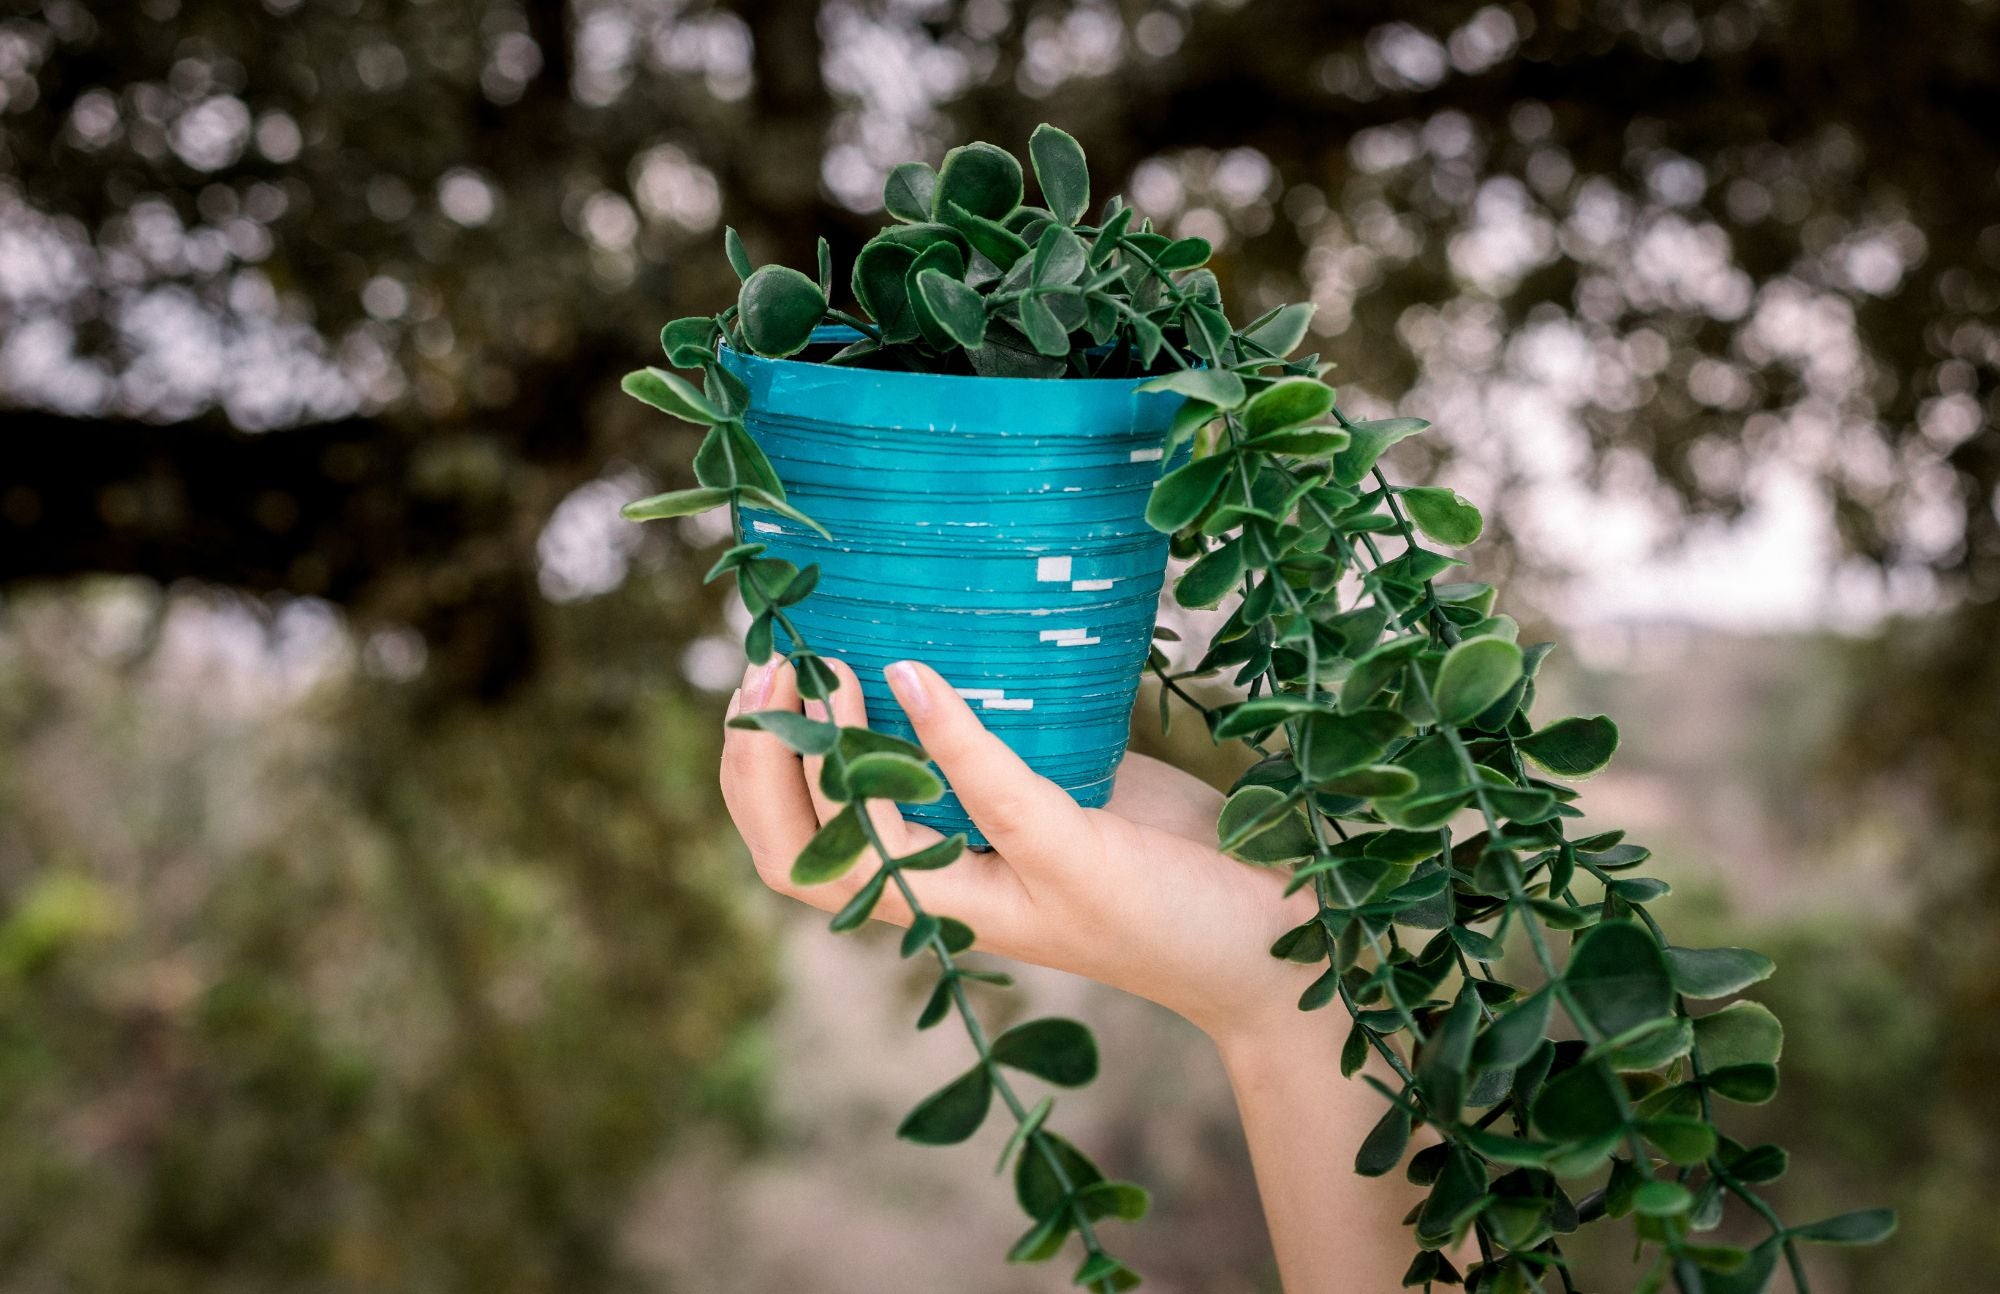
left=743, top=659, right=777, bottom=709
left=885, top=661, right=930, bottom=719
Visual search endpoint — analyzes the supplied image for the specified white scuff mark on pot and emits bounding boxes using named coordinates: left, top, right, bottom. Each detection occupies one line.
left=983, top=697, right=1034, bottom=711
left=751, top=520, right=783, bottom=534
left=1035, top=556, right=1073, bottom=582
left=954, top=688, right=1004, bottom=700
left=1129, top=447, right=1164, bottom=462
left=1072, top=578, right=1115, bottom=592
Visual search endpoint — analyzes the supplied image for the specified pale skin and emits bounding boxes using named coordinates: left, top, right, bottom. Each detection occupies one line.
left=720, top=655, right=1422, bottom=1293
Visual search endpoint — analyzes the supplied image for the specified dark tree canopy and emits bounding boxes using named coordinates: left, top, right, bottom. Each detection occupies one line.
left=4, top=0, right=1995, bottom=697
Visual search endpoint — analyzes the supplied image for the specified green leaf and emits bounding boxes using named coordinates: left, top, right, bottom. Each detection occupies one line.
left=1155, top=236, right=1211, bottom=270
left=1472, top=988, right=1553, bottom=1070
left=1707, top=1063, right=1780, bottom=1104
left=1016, top=1132, right=1103, bottom=1220
left=736, top=486, right=832, bottom=539
left=1332, top=416, right=1428, bottom=485
left=791, top=804, right=869, bottom=886
left=942, top=200, right=1032, bottom=268
left=843, top=751, right=945, bottom=803
left=1434, top=636, right=1524, bottom=727
left=915, top=267, right=989, bottom=347
left=727, top=709, right=839, bottom=755
left=1728, top=1143, right=1789, bottom=1184
left=1241, top=377, right=1335, bottom=436
left=1217, top=785, right=1315, bottom=863
left=1298, top=708, right=1411, bottom=782
left=1633, top=1179, right=1694, bottom=1217
left=1017, top=293, right=1070, bottom=357
left=905, top=240, right=968, bottom=350
left=1145, top=453, right=1234, bottom=532
left=1244, top=302, right=1314, bottom=358
left=1532, top=1059, right=1627, bottom=1142
left=897, top=1064, right=993, bottom=1145
left=1401, top=487, right=1484, bottom=546
left=816, top=236, right=833, bottom=296
left=1460, top=1128, right=1560, bottom=1168
left=933, top=142, right=1023, bottom=221
left=1516, top=715, right=1620, bottom=778
left=1341, top=1019, right=1371, bottom=1077
left=1702, top=1236, right=1782, bottom=1294
left=829, top=868, right=889, bottom=932
left=1031, top=223, right=1087, bottom=286
left=1640, top=1116, right=1717, bottom=1166
left=852, top=240, right=921, bottom=342
left=659, top=315, right=718, bottom=367
left=737, top=265, right=827, bottom=358
left=622, top=366, right=723, bottom=423
left=1693, top=1000, right=1783, bottom=1068
left=620, top=486, right=731, bottom=522
left=1666, top=946, right=1776, bottom=999
left=692, top=421, right=783, bottom=494
left=1139, top=367, right=1245, bottom=409
left=995, top=1094, right=1054, bottom=1174
left=1175, top=539, right=1245, bottom=608
left=1315, top=765, right=1418, bottom=798
left=724, top=225, right=752, bottom=280
left=1212, top=693, right=1325, bottom=739
left=1006, top=1212, right=1068, bottom=1264
left=1789, top=1208, right=1897, bottom=1246
left=1028, top=123, right=1090, bottom=225
left=992, top=1018, right=1099, bottom=1087
left=1418, top=985, right=1481, bottom=1121
left=1075, top=1180, right=1149, bottom=1222
left=898, top=834, right=967, bottom=871
left=1354, top=1102, right=1412, bottom=1177
left=884, top=161, right=937, bottom=223
left=1564, top=920, right=1675, bottom=1039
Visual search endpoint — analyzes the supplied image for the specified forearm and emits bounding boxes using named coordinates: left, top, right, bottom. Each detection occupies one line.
left=1216, top=1017, right=1424, bottom=1293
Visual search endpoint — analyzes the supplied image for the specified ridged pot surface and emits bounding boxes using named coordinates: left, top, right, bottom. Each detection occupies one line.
left=721, top=332, right=1186, bottom=846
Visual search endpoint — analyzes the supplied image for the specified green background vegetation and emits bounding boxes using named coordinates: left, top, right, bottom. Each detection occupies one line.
left=2, top=1, right=1993, bottom=1289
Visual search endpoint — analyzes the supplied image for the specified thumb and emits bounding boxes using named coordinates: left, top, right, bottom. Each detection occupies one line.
left=882, top=660, right=1090, bottom=866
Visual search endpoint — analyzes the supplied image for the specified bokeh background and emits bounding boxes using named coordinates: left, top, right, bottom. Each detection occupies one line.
left=3, top=1, right=1996, bottom=1290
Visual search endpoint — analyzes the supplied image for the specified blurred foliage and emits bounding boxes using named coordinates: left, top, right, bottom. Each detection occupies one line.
left=0, top=580, right=771, bottom=1293
left=1, top=0, right=1996, bottom=1288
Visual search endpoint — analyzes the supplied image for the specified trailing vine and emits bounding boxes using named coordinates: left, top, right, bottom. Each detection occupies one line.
left=618, top=126, right=1893, bottom=1292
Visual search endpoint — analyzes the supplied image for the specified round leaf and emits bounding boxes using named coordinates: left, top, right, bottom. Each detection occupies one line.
left=791, top=804, right=869, bottom=886
left=1434, top=636, right=1524, bottom=726
left=1563, top=920, right=1675, bottom=1040
left=1516, top=715, right=1620, bottom=778
left=842, top=751, right=944, bottom=804
left=991, top=1018, right=1098, bottom=1087
left=883, top=161, right=937, bottom=223
left=932, top=141, right=1022, bottom=221
left=914, top=267, right=989, bottom=348
left=1401, top=486, right=1484, bottom=546
left=1145, top=453, right=1235, bottom=533
left=1666, top=945, right=1776, bottom=999
left=1241, top=377, right=1335, bottom=435
left=896, top=1065, right=993, bottom=1145
left=737, top=265, right=826, bottom=358
left=1028, top=123, right=1090, bottom=225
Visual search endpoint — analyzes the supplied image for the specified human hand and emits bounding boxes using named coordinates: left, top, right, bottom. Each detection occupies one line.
left=719, top=656, right=1321, bottom=1046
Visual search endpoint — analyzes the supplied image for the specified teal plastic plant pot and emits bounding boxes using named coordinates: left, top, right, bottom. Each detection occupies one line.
left=720, top=328, right=1188, bottom=847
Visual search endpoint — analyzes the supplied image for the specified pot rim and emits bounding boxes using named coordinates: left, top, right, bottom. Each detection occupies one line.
left=719, top=325, right=1180, bottom=392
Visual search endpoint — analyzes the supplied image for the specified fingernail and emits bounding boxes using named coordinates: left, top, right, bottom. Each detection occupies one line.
left=743, top=659, right=777, bottom=709
left=885, top=661, right=930, bottom=719
left=725, top=687, right=741, bottom=720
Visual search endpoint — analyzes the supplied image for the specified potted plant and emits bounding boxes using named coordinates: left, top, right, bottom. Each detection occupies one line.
left=619, top=127, right=1892, bottom=1292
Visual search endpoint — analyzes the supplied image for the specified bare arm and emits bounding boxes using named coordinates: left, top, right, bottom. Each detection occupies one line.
left=719, top=655, right=1420, bottom=1290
